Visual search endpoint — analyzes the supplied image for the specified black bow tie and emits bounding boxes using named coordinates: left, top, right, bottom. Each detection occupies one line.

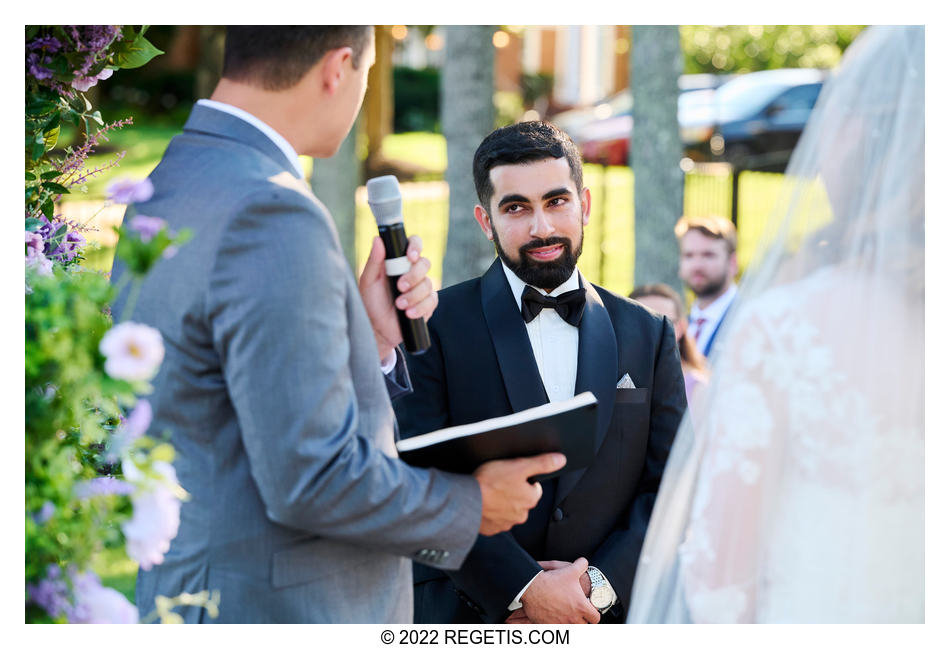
left=520, top=285, right=586, bottom=327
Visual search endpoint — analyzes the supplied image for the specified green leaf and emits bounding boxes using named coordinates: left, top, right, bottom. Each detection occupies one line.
left=26, top=101, right=58, bottom=117
left=44, top=181, right=70, bottom=195
left=41, top=170, right=61, bottom=180
left=26, top=172, right=37, bottom=181
left=43, top=125, right=60, bottom=152
left=113, top=32, right=163, bottom=69
left=88, top=110, right=104, bottom=127
left=41, top=200, right=54, bottom=218
left=25, top=218, right=43, bottom=232
left=32, top=137, right=46, bottom=161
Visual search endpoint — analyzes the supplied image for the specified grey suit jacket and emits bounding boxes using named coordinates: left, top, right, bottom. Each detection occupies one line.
left=111, top=104, right=481, bottom=623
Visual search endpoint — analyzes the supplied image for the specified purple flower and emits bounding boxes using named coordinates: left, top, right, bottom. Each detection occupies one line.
left=32, top=501, right=56, bottom=525
left=67, top=25, right=121, bottom=54
left=129, top=215, right=166, bottom=243
left=122, top=460, right=182, bottom=570
left=26, top=250, right=54, bottom=277
left=67, top=572, right=138, bottom=624
left=26, top=52, right=53, bottom=80
left=124, top=400, right=153, bottom=440
left=27, top=565, right=71, bottom=619
left=26, top=231, right=44, bottom=256
left=107, top=177, right=154, bottom=205
left=28, top=35, right=62, bottom=53
left=71, top=68, right=113, bottom=92
left=47, top=230, right=86, bottom=263
left=107, top=400, right=153, bottom=462
left=74, top=476, right=135, bottom=499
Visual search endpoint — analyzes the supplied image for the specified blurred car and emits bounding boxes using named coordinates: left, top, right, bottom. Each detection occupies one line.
left=697, top=68, right=827, bottom=170
left=550, top=73, right=728, bottom=145
left=564, top=68, right=828, bottom=171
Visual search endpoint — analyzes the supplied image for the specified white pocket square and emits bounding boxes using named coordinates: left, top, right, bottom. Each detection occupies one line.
left=616, top=373, right=636, bottom=389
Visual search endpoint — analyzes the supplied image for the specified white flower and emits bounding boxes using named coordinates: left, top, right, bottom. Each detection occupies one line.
left=68, top=572, right=138, bottom=624
left=99, top=321, right=164, bottom=382
left=122, top=460, right=182, bottom=570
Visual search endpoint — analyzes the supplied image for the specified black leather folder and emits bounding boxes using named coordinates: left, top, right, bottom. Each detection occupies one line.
left=396, top=392, right=598, bottom=482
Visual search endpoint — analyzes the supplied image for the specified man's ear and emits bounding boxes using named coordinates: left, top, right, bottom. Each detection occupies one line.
left=580, top=186, right=592, bottom=226
left=319, top=46, right=354, bottom=94
left=474, top=205, right=494, bottom=240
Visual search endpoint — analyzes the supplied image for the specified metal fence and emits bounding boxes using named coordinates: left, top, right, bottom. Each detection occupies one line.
left=67, top=164, right=787, bottom=294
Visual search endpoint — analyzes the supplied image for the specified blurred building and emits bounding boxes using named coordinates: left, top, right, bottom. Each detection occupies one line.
left=391, top=25, right=631, bottom=116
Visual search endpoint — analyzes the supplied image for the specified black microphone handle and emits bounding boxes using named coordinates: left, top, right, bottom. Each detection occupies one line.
left=377, top=223, right=432, bottom=355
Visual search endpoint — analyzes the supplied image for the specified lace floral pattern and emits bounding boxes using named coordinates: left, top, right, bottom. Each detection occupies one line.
left=677, top=270, right=923, bottom=622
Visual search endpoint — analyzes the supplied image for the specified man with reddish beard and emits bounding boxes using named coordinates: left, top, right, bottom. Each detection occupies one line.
left=675, top=215, right=739, bottom=359
left=394, top=122, right=686, bottom=624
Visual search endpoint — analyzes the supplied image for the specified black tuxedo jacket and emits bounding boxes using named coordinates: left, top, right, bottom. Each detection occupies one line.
left=394, top=259, right=687, bottom=623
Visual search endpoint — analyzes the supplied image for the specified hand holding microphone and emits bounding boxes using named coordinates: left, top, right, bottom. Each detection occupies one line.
left=362, top=175, right=433, bottom=357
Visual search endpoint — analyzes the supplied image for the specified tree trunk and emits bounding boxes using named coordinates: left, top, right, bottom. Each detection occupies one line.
left=440, top=25, right=497, bottom=287
left=365, top=26, right=394, bottom=165
left=630, top=26, right=684, bottom=294
left=311, top=115, right=361, bottom=273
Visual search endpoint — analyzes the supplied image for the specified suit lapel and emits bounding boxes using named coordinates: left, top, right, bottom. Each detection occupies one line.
left=479, top=259, right=549, bottom=413
left=555, top=277, right=618, bottom=504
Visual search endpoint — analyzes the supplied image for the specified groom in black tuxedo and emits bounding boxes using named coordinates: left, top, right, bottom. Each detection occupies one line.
left=394, top=122, right=686, bottom=624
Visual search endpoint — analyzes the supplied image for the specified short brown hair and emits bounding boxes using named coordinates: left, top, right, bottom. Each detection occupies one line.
left=222, top=26, right=373, bottom=91
left=674, top=214, right=737, bottom=256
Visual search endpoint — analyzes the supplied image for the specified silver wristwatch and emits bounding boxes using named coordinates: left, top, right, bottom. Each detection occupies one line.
left=586, top=566, right=617, bottom=614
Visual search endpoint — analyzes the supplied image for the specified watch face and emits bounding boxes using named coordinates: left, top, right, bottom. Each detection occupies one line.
left=591, top=587, right=612, bottom=609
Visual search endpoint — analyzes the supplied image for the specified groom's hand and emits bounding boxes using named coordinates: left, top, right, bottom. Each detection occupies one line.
left=474, top=453, right=566, bottom=536
left=520, top=558, right=600, bottom=624
left=359, top=235, right=438, bottom=362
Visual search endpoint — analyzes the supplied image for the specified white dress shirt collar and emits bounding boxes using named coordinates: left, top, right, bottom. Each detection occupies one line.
left=689, top=282, right=737, bottom=324
left=501, top=262, right=582, bottom=308
left=197, top=99, right=305, bottom=179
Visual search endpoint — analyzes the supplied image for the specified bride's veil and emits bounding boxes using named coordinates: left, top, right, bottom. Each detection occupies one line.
left=628, top=26, right=924, bottom=623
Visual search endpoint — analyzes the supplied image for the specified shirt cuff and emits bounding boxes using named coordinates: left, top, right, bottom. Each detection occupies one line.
left=380, top=348, right=397, bottom=374
left=507, top=570, right=544, bottom=611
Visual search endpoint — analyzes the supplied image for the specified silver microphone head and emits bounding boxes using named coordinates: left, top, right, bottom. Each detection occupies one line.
left=366, top=175, right=403, bottom=226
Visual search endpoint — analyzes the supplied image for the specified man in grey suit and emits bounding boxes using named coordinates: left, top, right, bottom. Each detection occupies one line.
left=111, top=26, right=563, bottom=623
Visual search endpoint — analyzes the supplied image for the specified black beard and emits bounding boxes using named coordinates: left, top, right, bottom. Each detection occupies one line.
left=492, top=228, right=583, bottom=290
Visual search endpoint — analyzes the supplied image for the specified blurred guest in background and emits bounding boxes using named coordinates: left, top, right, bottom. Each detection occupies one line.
left=675, top=215, right=738, bottom=359
left=630, top=283, right=708, bottom=407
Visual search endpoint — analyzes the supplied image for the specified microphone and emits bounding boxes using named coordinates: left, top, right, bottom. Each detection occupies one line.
left=366, top=175, right=432, bottom=355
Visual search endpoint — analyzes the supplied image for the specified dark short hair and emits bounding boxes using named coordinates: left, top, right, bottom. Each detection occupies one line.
left=674, top=214, right=738, bottom=255
left=222, top=26, right=373, bottom=91
left=472, top=121, right=584, bottom=211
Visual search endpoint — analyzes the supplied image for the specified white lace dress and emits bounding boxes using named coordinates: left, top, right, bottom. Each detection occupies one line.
left=677, top=268, right=923, bottom=623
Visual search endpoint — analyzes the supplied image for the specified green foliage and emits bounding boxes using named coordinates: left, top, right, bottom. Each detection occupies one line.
left=25, top=26, right=162, bottom=221
left=25, top=267, right=130, bottom=621
left=25, top=25, right=197, bottom=624
left=392, top=66, right=441, bottom=132
left=680, top=25, right=866, bottom=74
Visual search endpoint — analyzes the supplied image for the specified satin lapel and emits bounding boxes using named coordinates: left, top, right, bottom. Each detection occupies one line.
left=480, top=259, right=549, bottom=414
left=555, top=278, right=618, bottom=504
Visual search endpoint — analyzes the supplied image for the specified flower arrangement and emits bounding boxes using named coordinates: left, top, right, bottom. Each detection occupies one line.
left=25, top=26, right=214, bottom=623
